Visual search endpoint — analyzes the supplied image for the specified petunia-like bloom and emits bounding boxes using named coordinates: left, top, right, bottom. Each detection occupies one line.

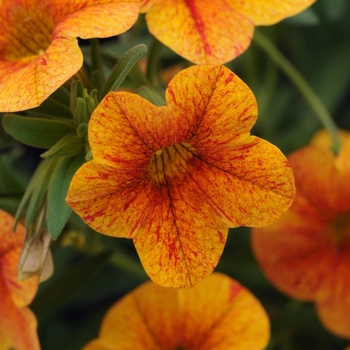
left=66, top=65, right=295, bottom=288
left=0, top=209, right=39, bottom=350
left=140, top=0, right=316, bottom=64
left=252, top=136, right=350, bottom=338
left=0, top=0, right=140, bottom=112
left=83, top=273, right=270, bottom=350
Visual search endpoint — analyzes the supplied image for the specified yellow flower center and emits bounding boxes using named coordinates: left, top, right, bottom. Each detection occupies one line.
left=148, top=142, right=196, bottom=184
left=2, top=8, right=54, bottom=61
left=327, top=211, right=350, bottom=248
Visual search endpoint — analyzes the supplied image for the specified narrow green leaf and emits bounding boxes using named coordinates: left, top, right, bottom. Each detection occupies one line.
left=101, top=44, right=148, bottom=99
left=77, top=123, right=88, bottom=138
left=75, top=98, right=89, bottom=125
left=137, top=86, right=166, bottom=106
left=14, top=160, right=48, bottom=229
left=26, top=159, right=58, bottom=226
left=0, top=118, right=14, bottom=149
left=70, top=81, right=79, bottom=117
left=2, top=115, right=75, bottom=149
left=47, top=154, right=85, bottom=239
left=40, top=133, right=83, bottom=159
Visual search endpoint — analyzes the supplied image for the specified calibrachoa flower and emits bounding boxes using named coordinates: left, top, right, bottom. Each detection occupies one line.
left=83, top=273, right=270, bottom=350
left=0, top=0, right=139, bottom=112
left=140, top=0, right=316, bottom=64
left=66, top=65, right=295, bottom=288
left=252, top=136, right=350, bottom=338
left=0, top=210, right=39, bottom=349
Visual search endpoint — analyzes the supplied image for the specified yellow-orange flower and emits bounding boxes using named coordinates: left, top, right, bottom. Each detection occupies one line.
left=0, top=0, right=140, bottom=112
left=66, top=65, right=295, bottom=288
left=252, top=136, right=350, bottom=338
left=83, top=273, right=270, bottom=350
left=0, top=210, right=39, bottom=350
left=140, top=0, right=316, bottom=64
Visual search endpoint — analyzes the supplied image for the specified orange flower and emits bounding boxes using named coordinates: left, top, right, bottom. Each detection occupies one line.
left=66, top=65, right=295, bottom=288
left=83, top=273, right=270, bottom=349
left=252, top=136, right=350, bottom=338
left=140, top=0, right=316, bottom=64
left=0, top=0, right=140, bottom=112
left=0, top=210, right=39, bottom=350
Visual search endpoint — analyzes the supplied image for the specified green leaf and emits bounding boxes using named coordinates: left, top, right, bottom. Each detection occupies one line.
left=74, top=98, right=89, bottom=125
left=77, top=123, right=88, bottom=138
left=0, top=116, right=14, bottom=149
left=14, top=160, right=47, bottom=229
left=100, top=44, right=148, bottom=99
left=26, top=159, right=59, bottom=226
left=40, top=133, right=84, bottom=159
left=137, top=86, right=166, bottom=106
left=47, top=154, right=85, bottom=239
left=2, top=115, right=75, bottom=149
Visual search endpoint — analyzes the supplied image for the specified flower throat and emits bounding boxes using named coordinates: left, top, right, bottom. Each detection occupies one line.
left=148, top=142, right=196, bottom=184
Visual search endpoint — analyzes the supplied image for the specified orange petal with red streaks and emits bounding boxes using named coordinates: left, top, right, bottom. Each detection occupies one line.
left=251, top=199, right=334, bottom=300
left=316, top=253, right=350, bottom=338
left=0, top=280, right=40, bottom=350
left=289, top=145, right=350, bottom=214
left=165, top=65, right=258, bottom=145
left=0, top=38, right=82, bottom=112
left=66, top=160, right=155, bottom=238
left=134, top=182, right=228, bottom=288
left=231, top=0, right=316, bottom=25
left=0, top=210, right=39, bottom=350
left=177, top=273, right=269, bottom=349
left=188, top=136, right=295, bottom=228
left=83, top=273, right=269, bottom=349
left=0, top=211, right=38, bottom=307
left=0, top=0, right=139, bottom=112
left=52, top=0, right=140, bottom=39
left=145, top=0, right=254, bottom=64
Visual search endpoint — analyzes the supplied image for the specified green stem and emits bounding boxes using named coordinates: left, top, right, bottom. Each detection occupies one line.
left=253, top=30, right=341, bottom=152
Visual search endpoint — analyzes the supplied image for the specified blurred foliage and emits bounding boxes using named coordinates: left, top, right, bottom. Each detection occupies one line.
left=1, top=0, right=350, bottom=349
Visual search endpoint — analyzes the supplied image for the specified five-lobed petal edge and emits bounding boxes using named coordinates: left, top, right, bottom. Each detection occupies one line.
left=0, top=0, right=140, bottom=112
left=140, top=0, right=316, bottom=64
left=66, top=64, right=295, bottom=288
left=0, top=209, right=39, bottom=350
left=83, top=272, right=270, bottom=350
left=252, top=136, right=350, bottom=338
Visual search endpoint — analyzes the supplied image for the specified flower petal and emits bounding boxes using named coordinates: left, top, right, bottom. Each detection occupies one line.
left=0, top=210, right=39, bottom=350
left=83, top=273, right=269, bottom=349
left=316, top=253, right=350, bottom=338
left=145, top=0, right=254, bottom=64
left=165, top=65, right=258, bottom=146
left=0, top=0, right=139, bottom=112
left=53, top=0, right=140, bottom=38
left=0, top=279, right=40, bottom=350
left=0, top=37, right=82, bottom=112
left=0, top=210, right=38, bottom=307
left=290, top=144, right=350, bottom=214
left=177, top=273, right=269, bottom=349
left=134, top=182, right=228, bottom=288
left=251, top=201, right=334, bottom=300
left=66, top=160, right=154, bottom=238
left=252, top=143, right=350, bottom=303
left=187, top=137, right=295, bottom=227
left=84, top=282, right=179, bottom=349
left=232, top=0, right=316, bottom=25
